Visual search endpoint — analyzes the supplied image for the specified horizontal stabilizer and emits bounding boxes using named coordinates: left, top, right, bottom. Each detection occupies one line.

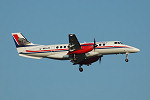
left=19, top=54, right=43, bottom=59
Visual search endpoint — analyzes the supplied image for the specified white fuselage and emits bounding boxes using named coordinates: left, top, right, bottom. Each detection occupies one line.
left=18, top=41, right=140, bottom=60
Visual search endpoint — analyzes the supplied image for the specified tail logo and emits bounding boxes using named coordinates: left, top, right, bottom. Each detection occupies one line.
left=12, top=33, right=31, bottom=47
left=13, top=34, right=21, bottom=45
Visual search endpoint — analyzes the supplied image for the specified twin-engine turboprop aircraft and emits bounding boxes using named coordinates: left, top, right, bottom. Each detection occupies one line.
left=12, top=33, right=140, bottom=72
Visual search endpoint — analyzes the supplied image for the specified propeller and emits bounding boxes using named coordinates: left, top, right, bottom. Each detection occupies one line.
left=99, top=56, right=101, bottom=64
left=93, top=38, right=97, bottom=51
left=93, top=38, right=102, bottom=64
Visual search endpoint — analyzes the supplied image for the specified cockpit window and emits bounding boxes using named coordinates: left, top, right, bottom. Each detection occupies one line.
left=114, top=42, right=123, bottom=44
left=114, top=42, right=117, bottom=44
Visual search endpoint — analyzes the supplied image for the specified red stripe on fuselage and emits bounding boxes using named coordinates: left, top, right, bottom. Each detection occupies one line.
left=25, top=45, right=130, bottom=53
left=96, top=46, right=130, bottom=48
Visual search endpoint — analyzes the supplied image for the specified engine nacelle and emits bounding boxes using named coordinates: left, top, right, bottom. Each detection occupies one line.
left=67, top=43, right=94, bottom=55
left=85, top=51, right=100, bottom=58
left=78, top=56, right=99, bottom=65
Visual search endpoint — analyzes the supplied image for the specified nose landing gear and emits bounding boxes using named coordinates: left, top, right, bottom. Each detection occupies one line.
left=125, top=58, right=128, bottom=62
left=125, top=53, right=129, bottom=62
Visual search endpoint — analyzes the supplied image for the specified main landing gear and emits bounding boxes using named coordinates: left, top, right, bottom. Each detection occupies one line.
left=125, top=53, right=129, bottom=62
left=79, top=65, right=83, bottom=72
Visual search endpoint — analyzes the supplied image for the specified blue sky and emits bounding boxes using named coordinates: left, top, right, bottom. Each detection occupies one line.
left=0, top=0, right=150, bottom=100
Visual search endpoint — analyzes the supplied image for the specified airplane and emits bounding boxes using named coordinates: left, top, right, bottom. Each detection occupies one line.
left=12, top=33, right=140, bottom=72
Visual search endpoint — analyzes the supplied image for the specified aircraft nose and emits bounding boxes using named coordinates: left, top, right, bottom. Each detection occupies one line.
left=134, top=48, right=140, bottom=52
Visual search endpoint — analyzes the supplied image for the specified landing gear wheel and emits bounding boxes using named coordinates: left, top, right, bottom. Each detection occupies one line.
left=125, top=59, right=128, bottom=62
left=125, top=53, right=129, bottom=62
left=79, top=67, right=83, bottom=72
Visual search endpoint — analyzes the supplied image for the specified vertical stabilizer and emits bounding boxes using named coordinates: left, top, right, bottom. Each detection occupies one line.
left=12, top=33, right=36, bottom=53
left=12, top=33, right=34, bottom=47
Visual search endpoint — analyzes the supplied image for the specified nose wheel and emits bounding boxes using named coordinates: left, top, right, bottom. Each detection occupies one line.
left=125, top=59, right=128, bottom=62
left=79, top=65, right=83, bottom=72
left=125, top=53, right=129, bottom=62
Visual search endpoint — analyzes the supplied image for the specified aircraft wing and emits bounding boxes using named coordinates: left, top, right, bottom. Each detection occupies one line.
left=68, top=34, right=86, bottom=64
left=68, top=34, right=81, bottom=52
left=69, top=54, right=86, bottom=64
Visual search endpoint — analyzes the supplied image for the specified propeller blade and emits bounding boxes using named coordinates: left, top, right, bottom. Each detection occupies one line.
left=99, top=57, right=101, bottom=64
left=93, top=38, right=96, bottom=51
left=99, top=55, right=103, bottom=64
left=94, top=38, right=96, bottom=44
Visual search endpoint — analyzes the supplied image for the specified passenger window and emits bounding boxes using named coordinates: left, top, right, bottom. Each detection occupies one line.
left=64, top=46, right=66, bottom=48
left=60, top=46, right=62, bottom=48
left=103, top=44, right=105, bottom=46
left=118, top=42, right=120, bottom=44
left=99, top=44, right=101, bottom=46
left=56, top=46, right=59, bottom=49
